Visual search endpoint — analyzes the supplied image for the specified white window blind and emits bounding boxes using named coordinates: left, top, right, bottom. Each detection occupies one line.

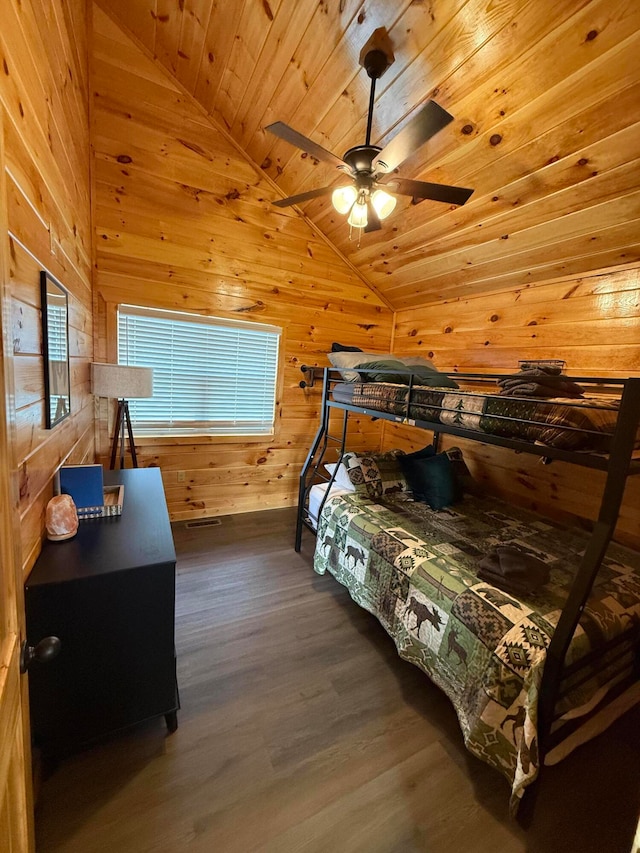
left=47, top=292, right=68, bottom=362
left=118, top=304, right=280, bottom=436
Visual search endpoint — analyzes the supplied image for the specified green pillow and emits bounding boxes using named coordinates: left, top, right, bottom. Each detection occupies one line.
left=354, top=359, right=411, bottom=383
left=403, top=444, right=437, bottom=461
left=399, top=451, right=459, bottom=510
left=409, top=364, right=459, bottom=389
left=355, top=360, right=459, bottom=389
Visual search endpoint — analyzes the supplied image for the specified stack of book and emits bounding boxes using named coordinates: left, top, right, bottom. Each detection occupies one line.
left=56, top=464, right=124, bottom=518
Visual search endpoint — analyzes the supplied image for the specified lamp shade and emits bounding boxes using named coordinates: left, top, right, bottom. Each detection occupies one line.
left=371, top=189, right=397, bottom=219
left=347, top=201, right=368, bottom=228
left=331, top=185, right=358, bottom=214
left=91, top=363, right=153, bottom=399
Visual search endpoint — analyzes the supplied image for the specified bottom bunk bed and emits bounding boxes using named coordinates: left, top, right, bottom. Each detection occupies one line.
left=312, top=453, right=640, bottom=813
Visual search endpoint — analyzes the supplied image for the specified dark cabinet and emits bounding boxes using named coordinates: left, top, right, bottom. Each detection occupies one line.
left=25, top=468, right=179, bottom=756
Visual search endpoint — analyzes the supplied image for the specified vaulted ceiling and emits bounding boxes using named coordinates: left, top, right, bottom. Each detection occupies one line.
left=100, top=0, right=640, bottom=309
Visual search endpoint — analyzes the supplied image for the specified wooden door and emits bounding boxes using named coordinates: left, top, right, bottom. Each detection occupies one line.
left=0, top=107, right=34, bottom=852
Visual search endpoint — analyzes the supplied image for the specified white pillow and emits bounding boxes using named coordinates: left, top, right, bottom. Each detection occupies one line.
left=324, top=462, right=356, bottom=491
left=327, top=351, right=386, bottom=382
left=397, top=354, right=436, bottom=370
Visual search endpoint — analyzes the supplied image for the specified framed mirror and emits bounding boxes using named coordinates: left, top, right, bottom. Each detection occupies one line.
left=41, top=270, right=71, bottom=429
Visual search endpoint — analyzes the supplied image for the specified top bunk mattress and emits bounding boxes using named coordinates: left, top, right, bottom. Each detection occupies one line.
left=331, top=381, right=633, bottom=452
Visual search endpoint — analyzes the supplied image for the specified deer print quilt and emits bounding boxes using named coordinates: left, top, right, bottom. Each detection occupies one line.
left=313, top=491, right=640, bottom=813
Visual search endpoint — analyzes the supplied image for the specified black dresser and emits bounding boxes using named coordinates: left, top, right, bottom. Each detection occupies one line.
left=25, top=468, right=179, bottom=756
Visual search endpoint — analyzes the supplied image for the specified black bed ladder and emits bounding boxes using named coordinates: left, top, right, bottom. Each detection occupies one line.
left=295, top=369, right=349, bottom=552
left=523, top=376, right=640, bottom=818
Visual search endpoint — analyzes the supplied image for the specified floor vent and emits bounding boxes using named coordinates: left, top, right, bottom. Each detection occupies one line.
left=184, top=518, right=222, bottom=529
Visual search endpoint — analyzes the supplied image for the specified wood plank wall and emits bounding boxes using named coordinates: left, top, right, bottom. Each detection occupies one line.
left=91, top=7, right=393, bottom=522
left=0, top=0, right=93, bottom=577
left=324, top=0, right=640, bottom=305
left=383, top=265, right=640, bottom=547
left=98, top=0, right=640, bottom=309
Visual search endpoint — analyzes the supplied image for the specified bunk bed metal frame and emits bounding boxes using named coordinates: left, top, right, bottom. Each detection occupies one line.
left=295, top=365, right=640, bottom=805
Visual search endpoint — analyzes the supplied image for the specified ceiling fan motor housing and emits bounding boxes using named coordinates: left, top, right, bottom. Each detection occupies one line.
left=342, top=145, right=382, bottom=179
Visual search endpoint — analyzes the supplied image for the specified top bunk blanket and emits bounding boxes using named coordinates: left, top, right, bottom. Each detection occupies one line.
left=332, top=382, right=628, bottom=452
left=314, top=489, right=640, bottom=812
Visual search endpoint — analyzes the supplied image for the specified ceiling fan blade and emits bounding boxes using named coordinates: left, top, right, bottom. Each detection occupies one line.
left=372, top=101, right=454, bottom=175
left=364, top=200, right=381, bottom=233
left=382, top=177, right=474, bottom=206
left=271, top=185, right=338, bottom=208
left=265, top=121, right=347, bottom=169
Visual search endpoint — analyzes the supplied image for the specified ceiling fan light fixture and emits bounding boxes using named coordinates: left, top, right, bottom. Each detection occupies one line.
left=331, top=185, right=358, bottom=214
left=347, top=200, right=368, bottom=229
left=371, top=189, right=396, bottom=220
left=266, top=34, right=474, bottom=235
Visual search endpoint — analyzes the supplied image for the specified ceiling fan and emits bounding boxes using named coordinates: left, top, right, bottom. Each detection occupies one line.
left=265, top=47, right=474, bottom=235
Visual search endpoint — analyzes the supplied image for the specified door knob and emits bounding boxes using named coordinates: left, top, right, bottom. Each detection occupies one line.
left=20, top=636, right=61, bottom=673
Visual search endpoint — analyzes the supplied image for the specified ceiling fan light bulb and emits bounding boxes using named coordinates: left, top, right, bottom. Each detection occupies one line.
left=371, top=189, right=396, bottom=220
left=332, top=186, right=358, bottom=214
left=347, top=201, right=368, bottom=228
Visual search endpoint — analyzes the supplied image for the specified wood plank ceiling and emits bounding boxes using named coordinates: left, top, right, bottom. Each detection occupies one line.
left=101, top=0, right=640, bottom=310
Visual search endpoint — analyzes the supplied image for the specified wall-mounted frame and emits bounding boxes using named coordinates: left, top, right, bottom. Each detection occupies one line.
left=41, top=270, right=71, bottom=429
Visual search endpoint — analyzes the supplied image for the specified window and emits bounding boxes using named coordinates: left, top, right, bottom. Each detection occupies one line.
left=117, top=304, right=281, bottom=436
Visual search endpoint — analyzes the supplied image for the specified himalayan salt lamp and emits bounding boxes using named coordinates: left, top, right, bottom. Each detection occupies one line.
left=46, top=494, right=79, bottom=541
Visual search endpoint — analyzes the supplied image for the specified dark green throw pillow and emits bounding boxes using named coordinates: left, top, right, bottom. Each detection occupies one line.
left=403, top=444, right=437, bottom=461
left=399, top=451, right=459, bottom=510
left=355, top=360, right=459, bottom=388
left=407, top=364, right=459, bottom=389
left=354, top=359, right=411, bottom=383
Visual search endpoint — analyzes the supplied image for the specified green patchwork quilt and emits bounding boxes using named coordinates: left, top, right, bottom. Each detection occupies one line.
left=314, top=491, right=640, bottom=812
left=342, top=382, right=628, bottom=451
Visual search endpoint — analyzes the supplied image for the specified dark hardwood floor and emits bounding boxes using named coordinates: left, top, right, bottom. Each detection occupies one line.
left=35, top=508, right=639, bottom=852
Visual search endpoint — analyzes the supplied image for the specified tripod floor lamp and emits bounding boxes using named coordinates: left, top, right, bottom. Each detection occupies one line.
left=91, top=363, right=153, bottom=469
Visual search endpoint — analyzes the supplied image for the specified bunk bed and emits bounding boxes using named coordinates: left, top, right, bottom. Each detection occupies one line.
left=295, top=365, right=640, bottom=814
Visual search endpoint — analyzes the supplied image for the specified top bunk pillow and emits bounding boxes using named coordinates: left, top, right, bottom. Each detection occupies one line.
left=406, top=363, right=459, bottom=389
left=328, top=350, right=457, bottom=387
left=331, top=342, right=363, bottom=352
left=328, top=350, right=387, bottom=382
left=328, top=350, right=436, bottom=382
left=397, top=354, right=436, bottom=370
left=353, top=359, right=459, bottom=389
left=353, top=359, right=411, bottom=383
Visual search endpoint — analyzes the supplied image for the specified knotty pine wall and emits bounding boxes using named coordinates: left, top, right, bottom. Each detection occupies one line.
left=383, top=265, right=640, bottom=548
left=100, top=0, right=640, bottom=308
left=91, top=7, right=392, bottom=522
left=0, top=0, right=93, bottom=577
